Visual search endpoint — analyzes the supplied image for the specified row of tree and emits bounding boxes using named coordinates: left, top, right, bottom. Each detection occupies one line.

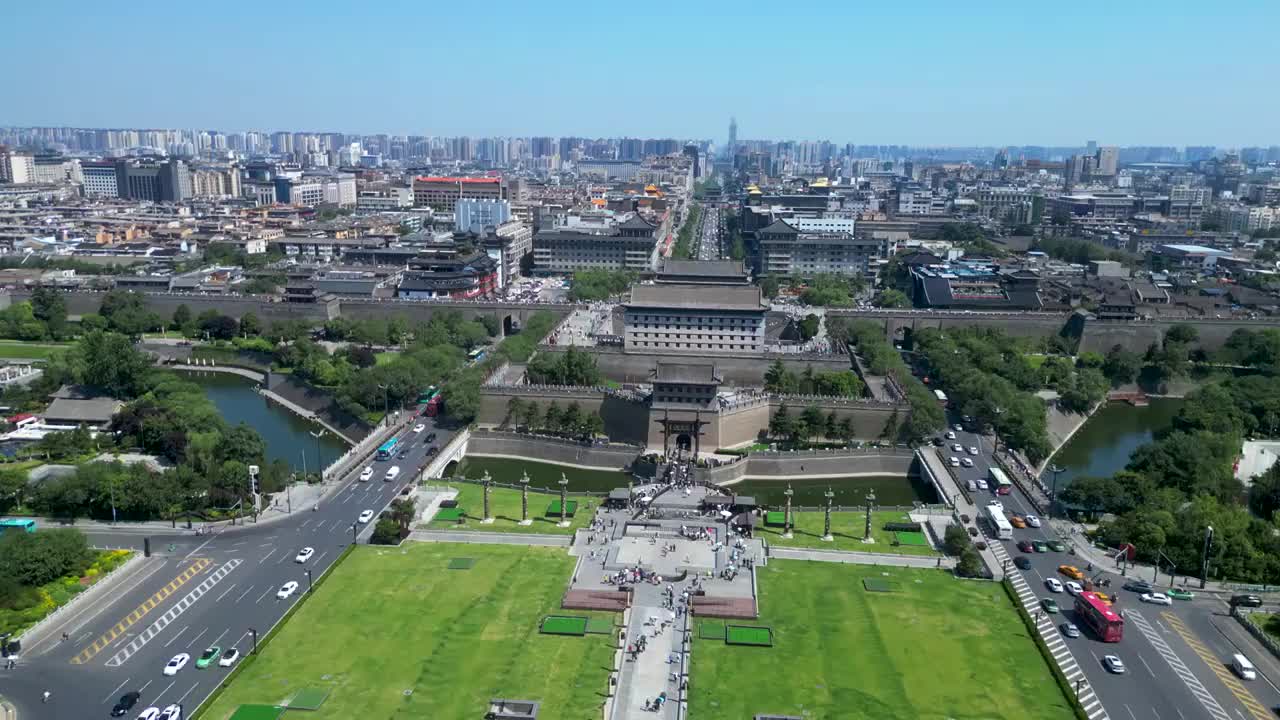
left=502, top=397, right=606, bottom=440
left=527, top=346, right=602, bottom=386
left=671, top=204, right=702, bottom=259
left=826, top=318, right=945, bottom=440
left=763, top=360, right=864, bottom=398
left=767, top=403, right=862, bottom=445
left=568, top=270, right=635, bottom=302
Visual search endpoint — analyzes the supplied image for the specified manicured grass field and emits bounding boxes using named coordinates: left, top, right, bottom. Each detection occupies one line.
left=200, top=544, right=617, bottom=720
left=425, top=484, right=595, bottom=535
left=0, top=340, right=69, bottom=359
left=757, top=510, right=940, bottom=556
left=690, top=561, right=1075, bottom=720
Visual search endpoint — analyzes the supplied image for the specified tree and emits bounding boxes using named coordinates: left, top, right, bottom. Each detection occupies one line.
left=798, top=314, right=821, bottom=341
left=583, top=414, right=605, bottom=439
left=73, top=331, right=154, bottom=399
left=769, top=403, right=794, bottom=442
left=543, top=402, right=562, bottom=434
left=957, top=547, right=985, bottom=578
left=943, top=524, right=971, bottom=555
left=200, top=314, right=239, bottom=340
left=345, top=345, right=377, bottom=368
left=172, top=304, right=193, bottom=332
left=800, top=405, right=825, bottom=442
left=1249, top=463, right=1280, bottom=520
left=521, top=401, right=541, bottom=431
left=239, top=312, right=262, bottom=337
left=1060, top=475, right=1131, bottom=517
left=505, top=396, right=525, bottom=429
left=760, top=275, right=781, bottom=299
left=873, top=289, right=911, bottom=308
left=0, top=528, right=92, bottom=586
left=370, top=518, right=401, bottom=545
left=30, top=286, right=67, bottom=339
left=825, top=411, right=839, bottom=441
left=1102, top=345, right=1141, bottom=386
left=561, top=402, right=582, bottom=436
left=1165, top=324, right=1199, bottom=347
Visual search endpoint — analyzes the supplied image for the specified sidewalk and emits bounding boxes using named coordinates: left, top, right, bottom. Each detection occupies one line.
left=1049, top=519, right=1236, bottom=594
left=769, top=546, right=957, bottom=569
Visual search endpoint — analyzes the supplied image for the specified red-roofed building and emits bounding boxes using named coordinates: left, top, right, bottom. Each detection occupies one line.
left=413, top=175, right=507, bottom=211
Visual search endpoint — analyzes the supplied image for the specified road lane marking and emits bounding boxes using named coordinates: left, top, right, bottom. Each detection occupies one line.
left=175, top=681, right=199, bottom=705
left=71, top=558, right=212, bottom=664
left=103, top=677, right=131, bottom=703
left=209, top=628, right=229, bottom=648
left=154, top=680, right=175, bottom=705
left=162, top=625, right=190, bottom=648
left=215, top=583, right=238, bottom=602
left=1138, top=652, right=1156, bottom=677
left=1161, top=611, right=1272, bottom=720
left=236, top=585, right=254, bottom=603
left=1126, top=609, right=1231, bottom=720
left=255, top=586, right=273, bottom=604
left=138, top=679, right=153, bottom=695
left=187, top=627, right=208, bottom=649
left=104, top=559, right=242, bottom=668
left=260, top=549, right=277, bottom=564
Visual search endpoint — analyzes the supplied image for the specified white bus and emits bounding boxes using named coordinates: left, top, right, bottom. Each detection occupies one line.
left=933, top=389, right=949, bottom=406
left=985, top=505, right=1013, bottom=540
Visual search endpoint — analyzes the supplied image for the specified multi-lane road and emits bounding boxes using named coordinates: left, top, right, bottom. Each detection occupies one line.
left=946, top=418, right=1280, bottom=720
left=694, top=202, right=721, bottom=261
left=3, top=415, right=453, bottom=719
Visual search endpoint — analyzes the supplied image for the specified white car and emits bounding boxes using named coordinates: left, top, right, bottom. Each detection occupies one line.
left=1140, top=592, right=1173, bottom=606
left=163, top=653, right=190, bottom=676
left=961, top=457, right=975, bottom=468
left=357, top=509, right=375, bottom=524
left=953, top=424, right=963, bottom=432
left=1065, top=581, right=1083, bottom=595
left=967, top=446, right=979, bottom=456
left=277, top=581, right=300, bottom=600
left=138, top=709, right=162, bottom=720
left=218, top=647, right=240, bottom=667
left=1025, top=514, right=1042, bottom=528
left=359, top=466, right=374, bottom=482
left=1045, top=577, right=1063, bottom=593
left=952, top=443, right=964, bottom=453
left=160, top=705, right=183, bottom=720
left=413, top=423, right=426, bottom=433
left=949, top=456, right=960, bottom=467
left=945, top=431, right=956, bottom=440
left=976, top=479, right=988, bottom=491
left=1103, top=655, right=1126, bottom=674
left=295, top=547, right=315, bottom=563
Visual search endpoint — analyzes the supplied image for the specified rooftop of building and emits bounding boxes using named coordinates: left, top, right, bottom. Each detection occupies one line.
left=1158, top=244, right=1229, bottom=255
left=414, top=176, right=502, bottom=184
left=626, top=283, right=765, bottom=311
left=652, top=362, right=722, bottom=385
left=658, top=259, right=747, bottom=279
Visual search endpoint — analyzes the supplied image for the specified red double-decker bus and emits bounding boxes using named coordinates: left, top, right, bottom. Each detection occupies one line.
left=1074, top=591, right=1123, bottom=642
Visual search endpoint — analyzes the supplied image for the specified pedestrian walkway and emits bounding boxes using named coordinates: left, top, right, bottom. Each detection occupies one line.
left=990, top=541, right=1109, bottom=720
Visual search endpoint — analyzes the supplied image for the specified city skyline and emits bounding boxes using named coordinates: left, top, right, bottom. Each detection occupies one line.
left=7, top=1, right=1280, bottom=146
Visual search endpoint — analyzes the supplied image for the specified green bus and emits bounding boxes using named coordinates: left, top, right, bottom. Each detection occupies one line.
left=0, top=518, right=36, bottom=534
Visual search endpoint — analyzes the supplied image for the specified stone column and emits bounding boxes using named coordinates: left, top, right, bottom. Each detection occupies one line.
left=558, top=473, right=570, bottom=527
left=822, top=487, right=834, bottom=542
left=863, top=489, right=876, bottom=543
left=481, top=470, right=494, bottom=524
left=782, top=484, right=794, bottom=539
left=519, top=470, right=532, bottom=526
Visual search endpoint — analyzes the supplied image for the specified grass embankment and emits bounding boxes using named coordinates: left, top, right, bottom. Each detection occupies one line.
left=200, top=544, right=617, bottom=720
left=426, top=484, right=596, bottom=535
left=2, top=549, right=132, bottom=636
left=0, top=339, right=70, bottom=360
left=756, top=510, right=940, bottom=556
left=689, top=561, right=1076, bottom=720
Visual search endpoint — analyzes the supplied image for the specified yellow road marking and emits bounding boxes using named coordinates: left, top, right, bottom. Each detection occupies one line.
left=70, top=558, right=211, bottom=665
left=1161, top=611, right=1272, bottom=720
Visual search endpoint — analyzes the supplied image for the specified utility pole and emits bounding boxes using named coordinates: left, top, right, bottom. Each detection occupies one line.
left=782, top=484, right=794, bottom=539
left=1048, top=464, right=1063, bottom=520
left=1200, top=525, right=1214, bottom=590
left=305, top=569, right=313, bottom=593
left=248, top=465, right=260, bottom=523
left=351, top=521, right=358, bottom=545
left=822, top=487, right=834, bottom=541
left=310, top=430, right=325, bottom=482
left=558, top=473, right=570, bottom=527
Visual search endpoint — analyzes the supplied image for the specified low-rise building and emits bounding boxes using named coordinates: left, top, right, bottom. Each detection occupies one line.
left=397, top=251, right=499, bottom=300
left=532, top=214, right=658, bottom=274
left=755, top=218, right=887, bottom=278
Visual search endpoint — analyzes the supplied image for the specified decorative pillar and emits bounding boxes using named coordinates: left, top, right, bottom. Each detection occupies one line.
left=519, top=471, right=531, bottom=526
left=558, top=473, right=570, bottom=527
left=783, top=484, right=794, bottom=539
left=822, top=487, right=835, bottom=542
left=863, top=489, right=876, bottom=543
left=693, top=410, right=701, bottom=460
left=481, top=470, right=494, bottom=524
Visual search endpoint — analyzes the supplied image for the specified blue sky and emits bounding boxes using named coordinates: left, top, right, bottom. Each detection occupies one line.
left=7, top=0, right=1278, bottom=146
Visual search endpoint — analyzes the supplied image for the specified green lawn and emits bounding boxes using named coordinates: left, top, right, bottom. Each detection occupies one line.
left=690, top=561, right=1076, bottom=720
left=1248, top=612, right=1280, bottom=645
left=756, top=510, right=939, bottom=556
left=200, top=544, right=617, bottom=720
left=0, top=340, right=69, bottom=359
left=374, top=351, right=399, bottom=366
left=426, top=484, right=596, bottom=535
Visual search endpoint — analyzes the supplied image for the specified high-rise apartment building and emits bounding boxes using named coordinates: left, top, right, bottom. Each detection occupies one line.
left=0, top=149, right=35, bottom=184
left=81, top=161, right=120, bottom=197
left=115, top=158, right=192, bottom=202
left=1095, top=146, right=1119, bottom=176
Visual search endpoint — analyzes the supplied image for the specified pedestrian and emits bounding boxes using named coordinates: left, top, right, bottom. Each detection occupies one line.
left=43, top=690, right=51, bottom=703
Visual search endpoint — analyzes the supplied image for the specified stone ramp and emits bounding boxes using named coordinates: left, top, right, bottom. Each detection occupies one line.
left=691, top=595, right=758, bottom=619
left=563, top=588, right=632, bottom=612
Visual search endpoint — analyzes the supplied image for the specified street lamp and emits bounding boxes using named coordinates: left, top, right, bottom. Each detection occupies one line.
left=305, top=569, right=313, bottom=593
left=249, top=627, right=259, bottom=655
left=310, top=430, right=325, bottom=482
left=377, top=383, right=390, bottom=423
left=351, top=521, right=358, bottom=546
left=1048, top=464, right=1063, bottom=520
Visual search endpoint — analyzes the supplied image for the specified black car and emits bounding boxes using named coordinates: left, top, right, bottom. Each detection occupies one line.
left=425, top=445, right=438, bottom=457
left=1231, top=594, right=1264, bottom=608
left=425, top=432, right=437, bottom=443
left=1123, top=580, right=1154, bottom=594
left=398, top=449, right=410, bottom=459
left=1013, top=556, right=1032, bottom=570
left=111, top=691, right=141, bottom=717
